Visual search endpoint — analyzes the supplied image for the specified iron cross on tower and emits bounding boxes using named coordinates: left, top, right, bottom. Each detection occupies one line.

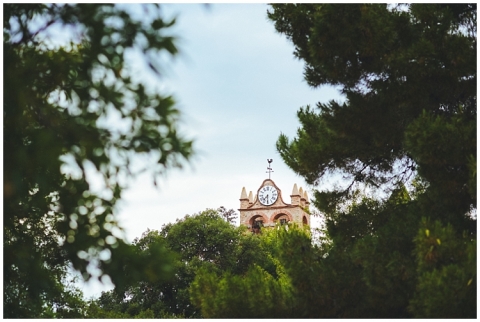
left=266, top=159, right=274, bottom=179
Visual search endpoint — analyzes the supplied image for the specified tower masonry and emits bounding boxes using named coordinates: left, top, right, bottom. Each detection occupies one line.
left=239, top=178, right=311, bottom=233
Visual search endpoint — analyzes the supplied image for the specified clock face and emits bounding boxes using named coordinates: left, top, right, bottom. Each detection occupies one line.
left=258, top=186, right=278, bottom=206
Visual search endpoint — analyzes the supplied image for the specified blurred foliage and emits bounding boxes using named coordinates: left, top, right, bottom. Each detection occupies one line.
left=4, top=4, right=193, bottom=318
left=5, top=3, right=476, bottom=318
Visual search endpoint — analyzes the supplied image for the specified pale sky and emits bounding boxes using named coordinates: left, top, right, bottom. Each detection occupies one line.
left=79, top=3, right=344, bottom=298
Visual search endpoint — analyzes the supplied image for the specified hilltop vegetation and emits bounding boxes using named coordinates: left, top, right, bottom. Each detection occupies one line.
left=4, top=3, right=475, bottom=318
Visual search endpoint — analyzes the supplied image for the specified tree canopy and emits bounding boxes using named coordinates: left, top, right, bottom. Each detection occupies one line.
left=270, top=4, right=475, bottom=220
left=266, top=3, right=476, bottom=318
left=89, top=208, right=267, bottom=318
left=4, top=4, right=192, bottom=317
left=4, top=3, right=476, bottom=319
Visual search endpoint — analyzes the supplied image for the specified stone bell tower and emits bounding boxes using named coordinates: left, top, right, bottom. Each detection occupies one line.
left=239, top=160, right=310, bottom=232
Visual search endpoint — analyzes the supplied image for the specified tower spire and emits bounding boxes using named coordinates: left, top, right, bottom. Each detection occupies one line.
left=266, top=159, right=274, bottom=179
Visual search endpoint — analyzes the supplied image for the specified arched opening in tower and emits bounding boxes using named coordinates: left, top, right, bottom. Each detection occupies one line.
left=274, top=213, right=289, bottom=226
left=250, top=215, right=264, bottom=234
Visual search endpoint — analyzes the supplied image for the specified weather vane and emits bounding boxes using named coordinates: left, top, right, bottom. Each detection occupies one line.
left=266, top=159, right=274, bottom=179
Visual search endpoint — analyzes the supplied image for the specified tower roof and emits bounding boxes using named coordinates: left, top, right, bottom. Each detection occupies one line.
left=248, top=191, right=254, bottom=203
left=240, top=187, right=248, bottom=199
left=291, top=183, right=299, bottom=196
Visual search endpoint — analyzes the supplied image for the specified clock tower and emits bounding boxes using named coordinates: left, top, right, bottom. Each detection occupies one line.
left=239, top=160, right=311, bottom=232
